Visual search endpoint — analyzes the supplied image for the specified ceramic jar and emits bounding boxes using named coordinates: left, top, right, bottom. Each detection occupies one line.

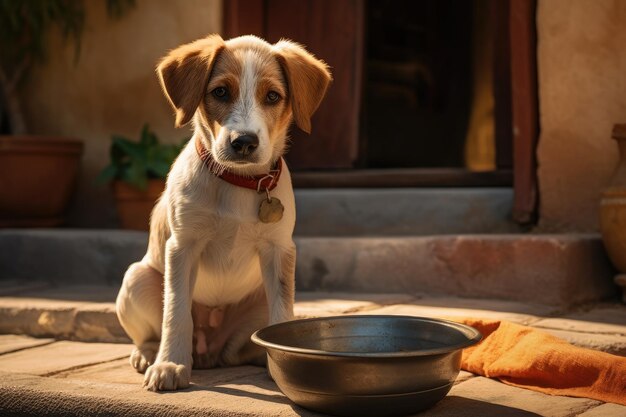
left=600, top=123, right=626, bottom=302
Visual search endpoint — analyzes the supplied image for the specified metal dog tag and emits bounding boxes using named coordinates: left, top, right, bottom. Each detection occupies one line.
left=259, top=197, right=284, bottom=223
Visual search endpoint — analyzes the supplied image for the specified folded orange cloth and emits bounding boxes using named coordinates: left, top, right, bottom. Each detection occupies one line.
left=455, top=318, right=626, bottom=405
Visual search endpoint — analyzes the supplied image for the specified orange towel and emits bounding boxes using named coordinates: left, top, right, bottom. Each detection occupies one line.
left=455, top=318, right=626, bottom=405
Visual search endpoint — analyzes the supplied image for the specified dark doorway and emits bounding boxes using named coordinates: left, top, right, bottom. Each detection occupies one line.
left=364, top=0, right=473, bottom=168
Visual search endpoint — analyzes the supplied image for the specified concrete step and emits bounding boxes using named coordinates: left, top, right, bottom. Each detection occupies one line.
left=293, top=188, right=520, bottom=236
left=0, top=230, right=617, bottom=306
left=1, top=286, right=625, bottom=355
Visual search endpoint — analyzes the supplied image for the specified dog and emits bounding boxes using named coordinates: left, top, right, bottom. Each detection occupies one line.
left=115, top=34, right=331, bottom=391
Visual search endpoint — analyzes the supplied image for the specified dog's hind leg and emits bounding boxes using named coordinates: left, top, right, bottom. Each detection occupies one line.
left=116, top=262, right=164, bottom=373
left=218, top=288, right=269, bottom=367
left=191, top=287, right=268, bottom=369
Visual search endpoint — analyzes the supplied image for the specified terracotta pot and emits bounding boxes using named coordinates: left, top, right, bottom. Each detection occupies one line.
left=0, top=135, right=83, bottom=227
left=599, top=124, right=626, bottom=302
left=113, top=179, right=165, bottom=230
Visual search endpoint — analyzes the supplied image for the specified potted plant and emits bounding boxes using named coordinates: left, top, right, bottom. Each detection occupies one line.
left=98, top=124, right=187, bottom=230
left=0, top=0, right=134, bottom=227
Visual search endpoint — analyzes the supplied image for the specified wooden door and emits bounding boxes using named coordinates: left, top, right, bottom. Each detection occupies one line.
left=224, top=0, right=364, bottom=169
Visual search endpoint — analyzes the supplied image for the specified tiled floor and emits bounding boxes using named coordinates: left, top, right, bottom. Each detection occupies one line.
left=0, top=289, right=625, bottom=416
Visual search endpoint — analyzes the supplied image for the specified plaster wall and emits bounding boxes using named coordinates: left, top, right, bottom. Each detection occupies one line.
left=19, top=0, right=626, bottom=231
left=19, top=0, right=222, bottom=227
left=537, top=0, right=626, bottom=231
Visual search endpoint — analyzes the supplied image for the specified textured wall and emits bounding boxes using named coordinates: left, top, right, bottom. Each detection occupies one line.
left=20, top=0, right=626, bottom=231
left=19, top=0, right=221, bottom=227
left=537, top=0, right=626, bottom=231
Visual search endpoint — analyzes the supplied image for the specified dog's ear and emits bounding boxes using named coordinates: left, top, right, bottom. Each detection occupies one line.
left=274, top=40, right=332, bottom=134
left=157, top=34, right=225, bottom=127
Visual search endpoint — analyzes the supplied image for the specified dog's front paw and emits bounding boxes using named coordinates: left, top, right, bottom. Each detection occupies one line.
left=143, top=361, right=190, bottom=391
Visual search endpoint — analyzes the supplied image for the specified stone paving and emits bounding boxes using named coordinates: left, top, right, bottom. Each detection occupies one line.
left=0, top=289, right=625, bottom=416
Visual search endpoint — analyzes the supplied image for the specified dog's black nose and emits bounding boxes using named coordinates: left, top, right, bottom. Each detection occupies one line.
left=231, top=134, right=259, bottom=156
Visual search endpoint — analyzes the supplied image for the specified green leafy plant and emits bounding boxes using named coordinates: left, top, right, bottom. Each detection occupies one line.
left=0, top=0, right=135, bottom=134
left=97, top=124, right=188, bottom=191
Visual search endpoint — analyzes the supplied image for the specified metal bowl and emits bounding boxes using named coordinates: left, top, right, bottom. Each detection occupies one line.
left=251, top=315, right=481, bottom=417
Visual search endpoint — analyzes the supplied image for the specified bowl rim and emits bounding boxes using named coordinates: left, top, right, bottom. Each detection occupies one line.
left=251, top=315, right=482, bottom=358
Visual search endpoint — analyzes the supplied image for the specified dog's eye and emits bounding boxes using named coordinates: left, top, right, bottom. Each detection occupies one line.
left=266, top=91, right=281, bottom=104
left=212, top=87, right=229, bottom=100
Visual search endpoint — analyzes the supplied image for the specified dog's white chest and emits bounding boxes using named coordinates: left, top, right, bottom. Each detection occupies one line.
left=191, top=222, right=263, bottom=307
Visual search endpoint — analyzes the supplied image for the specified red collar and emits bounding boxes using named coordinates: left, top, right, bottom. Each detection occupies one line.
left=195, top=137, right=283, bottom=192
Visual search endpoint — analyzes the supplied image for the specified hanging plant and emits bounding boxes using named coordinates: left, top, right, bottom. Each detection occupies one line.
left=0, top=0, right=135, bottom=134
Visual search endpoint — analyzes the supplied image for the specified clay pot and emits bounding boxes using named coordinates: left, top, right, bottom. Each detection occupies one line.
left=0, top=135, right=83, bottom=227
left=599, top=124, right=626, bottom=302
left=113, top=179, right=165, bottom=230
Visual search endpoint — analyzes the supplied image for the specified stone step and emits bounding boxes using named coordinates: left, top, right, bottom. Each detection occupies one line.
left=0, top=230, right=617, bottom=306
left=293, top=188, right=519, bottom=236
left=295, top=234, right=617, bottom=305
left=1, top=286, right=625, bottom=356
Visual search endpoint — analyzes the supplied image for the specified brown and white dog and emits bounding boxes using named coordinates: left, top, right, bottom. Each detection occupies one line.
left=115, top=34, right=331, bottom=391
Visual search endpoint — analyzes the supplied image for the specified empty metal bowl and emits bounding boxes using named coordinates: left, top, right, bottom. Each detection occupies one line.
left=251, top=315, right=481, bottom=417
